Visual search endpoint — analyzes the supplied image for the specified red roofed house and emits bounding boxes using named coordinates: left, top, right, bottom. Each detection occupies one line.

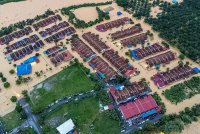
left=119, top=95, right=160, bottom=120
left=110, top=82, right=150, bottom=104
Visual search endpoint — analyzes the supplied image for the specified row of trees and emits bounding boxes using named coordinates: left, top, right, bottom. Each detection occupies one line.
left=145, top=0, right=200, bottom=62
left=163, top=76, right=200, bottom=104
left=152, top=92, right=166, bottom=114
left=0, top=9, right=55, bottom=37
left=61, top=2, right=112, bottom=28
left=0, top=72, right=10, bottom=88
left=135, top=104, right=200, bottom=134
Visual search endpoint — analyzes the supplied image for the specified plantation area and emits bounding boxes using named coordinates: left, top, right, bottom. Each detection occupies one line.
left=0, top=110, right=24, bottom=132
left=30, top=62, right=97, bottom=113
left=40, top=97, right=120, bottom=134
left=145, top=0, right=200, bottom=62
left=163, top=77, right=200, bottom=104
left=116, top=0, right=151, bottom=19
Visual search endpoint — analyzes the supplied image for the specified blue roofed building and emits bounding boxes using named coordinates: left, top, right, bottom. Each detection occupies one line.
left=17, top=64, right=32, bottom=76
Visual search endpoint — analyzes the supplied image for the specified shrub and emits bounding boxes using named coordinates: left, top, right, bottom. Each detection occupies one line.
left=1, top=77, right=7, bottom=82
left=9, top=69, right=15, bottom=74
left=4, top=82, right=10, bottom=88
left=0, top=72, right=3, bottom=78
left=10, top=96, right=17, bottom=102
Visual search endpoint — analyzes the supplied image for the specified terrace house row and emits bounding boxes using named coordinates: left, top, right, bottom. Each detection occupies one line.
left=111, top=25, right=143, bottom=40
left=71, top=38, right=96, bottom=61
left=121, top=33, right=147, bottom=47
left=131, top=43, right=168, bottom=60
left=44, top=46, right=73, bottom=66
left=82, top=32, right=136, bottom=77
left=82, top=32, right=109, bottom=53
left=7, top=40, right=45, bottom=61
left=102, top=49, right=136, bottom=77
left=4, top=34, right=39, bottom=54
left=0, top=26, right=33, bottom=45
left=33, top=14, right=62, bottom=31
left=39, top=21, right=69, bottom=38
left=145, top=51, right=176, bottom=68
left=153, top=65, right=196, bottom=88
left=44, top=27, right=76, bottom=43
left=110, top=82, right=151, bottom=104
left=96, top=17, right=131, bottom=32
left=71, top=37, right=117, bottom=81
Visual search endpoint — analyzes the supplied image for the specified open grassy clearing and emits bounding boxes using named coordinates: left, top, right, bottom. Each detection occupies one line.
left=163, top=77, right=200, bottom=104
left=0, top=0, right=25, bottom=5
left=92, top=113, right=120, bottom=134
left=41, top=96, right=120, bottom=134
left=0, top=110, right=24, bottom=132
left=30, top=63, right=97, bottom=112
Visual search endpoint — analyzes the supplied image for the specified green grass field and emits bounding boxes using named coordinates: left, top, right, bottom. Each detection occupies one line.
left=0, top=0, right=25, bottom=5
left=42, top=97, right=120, bottom=134
left=30, top=63, right=97, bottom=112
left=0, top=110, right=24, bottom=132
left=92, top=114, right=120, bottom=134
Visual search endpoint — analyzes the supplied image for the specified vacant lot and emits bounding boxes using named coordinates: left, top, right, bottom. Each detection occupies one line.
left=30, top=63, right=97, bottom=112
left=42, top=97, right=120, bottom=134
left=0, top=110, right=24, bottom=132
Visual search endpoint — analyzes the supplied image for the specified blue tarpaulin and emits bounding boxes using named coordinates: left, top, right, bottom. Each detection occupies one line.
left=131, top=49, right=140, bottom=60
left=97, top=72, right=105, bottom=79
left=89, top=64, right=95, bottom=68
left=23, top=56, right=38, bottom=64
left=115, top=84, right=124, bottom=90
left=193, top=67, right=200, bottom=74
left=17, top=64, right=32, bottom=76
left=117, top=11, right=122, bottom=16
left=172, top=0, right=177, bottom=3
left=141, top=109, right=157, bottom=118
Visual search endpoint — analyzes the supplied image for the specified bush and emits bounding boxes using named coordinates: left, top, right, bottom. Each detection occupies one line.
left=10, top=96, right=17, bottom=102
left=4, top=82, right=10, bottom=88
left=15, top=103, right=22, bottom=113
left=9, top=69, right=15, bottom=74
left=179, top=54, right=185, bottom=60
left=0, top=72, right=3, bottom=78
left=1, top=77, right=7, bottom=82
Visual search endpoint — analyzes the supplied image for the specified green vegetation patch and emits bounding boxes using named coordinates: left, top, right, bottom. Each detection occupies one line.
left=17, top=127, right=36, bottom=134
left=0, top=110, right=24, bottom=131
left=135, top=105, right=200, bottom=134
left=40, top=96, right=120, bottom=134
left=92, top=113, right=120, bottom=134
left=152, top=92, right=166, bottom=114
left=30, top=63, right=97, bottom=113
left=0, top=0, right=25, bottom=5
left=163, top=77, right=200, bottom=104
left=61, top=1, right=112, bottom=28
left=145, top=0, right=200, bottom=61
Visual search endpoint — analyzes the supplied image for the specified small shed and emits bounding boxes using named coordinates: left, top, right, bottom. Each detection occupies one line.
left=56, top=119, right=75, bottom=134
